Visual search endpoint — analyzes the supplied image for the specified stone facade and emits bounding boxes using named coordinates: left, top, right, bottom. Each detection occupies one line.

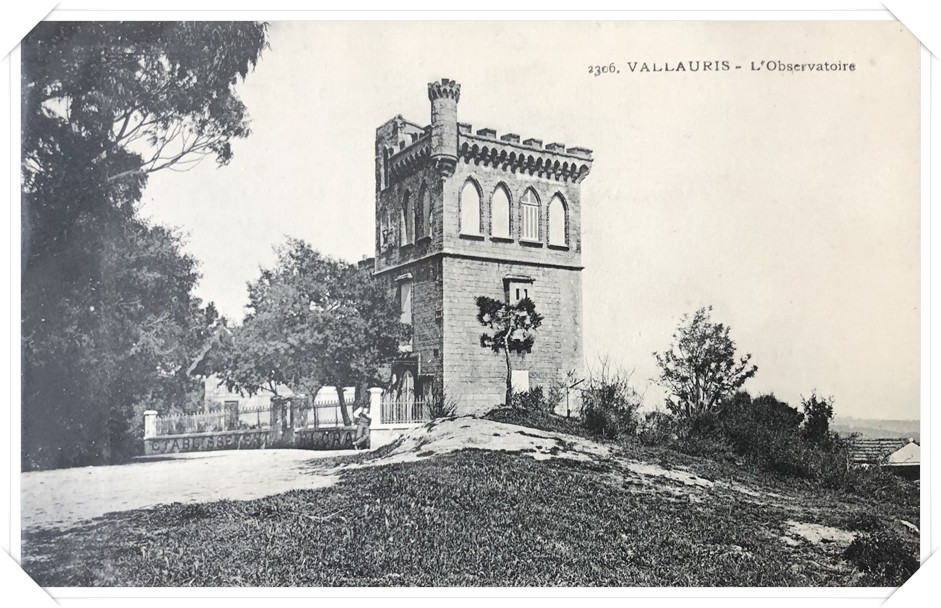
left=370, top=79, right=593, bottom=414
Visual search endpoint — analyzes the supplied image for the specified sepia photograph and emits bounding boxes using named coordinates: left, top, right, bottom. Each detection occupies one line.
left=16, top=17, right=922, bottom=590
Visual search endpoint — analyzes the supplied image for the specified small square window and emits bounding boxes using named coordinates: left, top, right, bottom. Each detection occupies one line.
left=506, top=280, right=533, bottom=304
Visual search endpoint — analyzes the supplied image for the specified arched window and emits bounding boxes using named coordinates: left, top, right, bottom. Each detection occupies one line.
left=520, top=188, right=540, bottom=241
left=491, top=185, right=511, bottom=238
left=460, top=180, right=481, bottom=235
left=548, top=194, right=567, bottom=246
left=401, top=192, right=414, bottom=246
left=379, top=207, right=390, bottom=248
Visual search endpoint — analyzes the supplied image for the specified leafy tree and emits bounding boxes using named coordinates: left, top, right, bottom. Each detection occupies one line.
left=801, top=392, right=836, bottom=447
left=653, top=306, right=758, bottom=421
left=220, top=238, right=405, bottom=425
left=22, top=218, right=221, bottom=469
left=21, top=22, right=268, bottom=469
left=475, top=296, right=544, bottom=407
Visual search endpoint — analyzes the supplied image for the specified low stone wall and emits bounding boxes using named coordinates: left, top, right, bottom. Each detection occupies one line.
left=293, top=427, right=358, bottom=450
left=143, top=427, right=367, bottom=455
left=144, top=430, right=272, bottom=455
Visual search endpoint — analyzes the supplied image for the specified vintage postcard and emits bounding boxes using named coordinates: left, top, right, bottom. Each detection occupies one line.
left=14, top=16, right=923, bottom=595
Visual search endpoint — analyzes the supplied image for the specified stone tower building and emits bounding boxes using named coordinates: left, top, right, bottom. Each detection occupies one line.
left=372, top=78, right=593, bottom=414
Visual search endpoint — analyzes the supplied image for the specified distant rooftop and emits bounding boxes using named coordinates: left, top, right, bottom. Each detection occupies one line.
left=848, top=437, right=917, bottom=464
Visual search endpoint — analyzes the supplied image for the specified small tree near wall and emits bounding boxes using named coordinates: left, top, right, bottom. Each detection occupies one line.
left=476, top=296, right=544, bottom=407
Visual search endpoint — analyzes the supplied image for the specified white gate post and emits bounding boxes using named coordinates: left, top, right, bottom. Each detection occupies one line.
left=368, top=387, right=383, bottom=424
left=143, top=410, right=158, bottom=439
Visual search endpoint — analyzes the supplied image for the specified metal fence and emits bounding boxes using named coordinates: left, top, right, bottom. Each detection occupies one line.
left=154, top=399, right=356, bottom=436
left=153, top=392, right=431, bottom=437
left=380, top=395, right=428, bottom=425
left=156, top=410, right=225, bottom=436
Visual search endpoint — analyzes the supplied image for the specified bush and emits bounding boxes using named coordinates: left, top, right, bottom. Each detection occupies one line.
left=512, top=386, right=559, bottom=415
left=715, top=392, right=816, bottom=477
left=638, top=410, right=679, bottom=446
left=579, top=362, right=642, bottom=440
left=426, top=388, right=458, bottom=419
left=843, top=530, right=919, bottom=586
left=838, top=511, right=885, bottom=533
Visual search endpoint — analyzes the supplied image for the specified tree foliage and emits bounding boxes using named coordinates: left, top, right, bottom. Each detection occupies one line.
left=653, top=306, right=758, bottom=420
left=21, top=22, right=268, bottom=470
left=220, top=238, right=405, bottom=425
left=801, top=392, right=836, bottom=447
left=476, top=296, right=544, bottom=407
left=579, top=359, right=643, bottom=439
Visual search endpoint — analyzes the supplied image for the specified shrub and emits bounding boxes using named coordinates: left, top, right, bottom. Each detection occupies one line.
left=838, top=511, right=885, bottom=533
left=512, top=386, right=552, bottom=413
left=716, top=392, right=814, bottom=477
left=638, top=410, right=679, bottom=446
left=843, top=530, right=919, bottom=586
left=578, top=361, right=642, bottom=440
left=426, top=388, right=458, bottom=419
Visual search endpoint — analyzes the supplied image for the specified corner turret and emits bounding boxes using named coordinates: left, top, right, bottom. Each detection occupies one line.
left=427, top=78, right=461, bottom=178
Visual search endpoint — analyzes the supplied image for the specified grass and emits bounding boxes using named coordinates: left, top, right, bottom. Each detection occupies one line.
left=21, top=434, right=919, bottom=587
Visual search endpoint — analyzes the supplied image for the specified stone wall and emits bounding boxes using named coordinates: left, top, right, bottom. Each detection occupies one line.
left=143, top=429, right=273, bottom=455
left=374, top=255, right=444, bottom=382
left=441, top=256, right=584, bottom=413
left=371, top=80, right=591, bottom=415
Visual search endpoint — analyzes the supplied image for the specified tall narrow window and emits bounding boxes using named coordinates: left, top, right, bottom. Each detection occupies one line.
left=460, top=180, right=481, bottom=235
left=548, top=194, right=567, bottom=246
left=399, top=280, right=413, bottom=325
left=401, top=193, right=414, bottom=245
left=418, top=184, right=431, bottom=239
left=520, top=188, right=540, bottom=241
left=491, top=185, right=511, bottom=238
left=424, top=187, right=433, bottom=238
left=379, top=207, right=390, bottom=248
left=396, top=276, right=413, bottom=353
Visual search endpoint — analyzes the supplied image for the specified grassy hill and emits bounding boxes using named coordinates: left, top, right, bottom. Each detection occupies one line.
left=21, top=417, right=919, bottom=587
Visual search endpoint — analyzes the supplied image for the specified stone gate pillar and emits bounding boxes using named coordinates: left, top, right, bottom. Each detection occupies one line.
left=143, top=410, right=158, bottom=439
left=368, top=387, right=384, bottom=423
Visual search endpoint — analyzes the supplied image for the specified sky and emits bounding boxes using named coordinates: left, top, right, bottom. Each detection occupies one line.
left=139, top=20, right=921, bottom=420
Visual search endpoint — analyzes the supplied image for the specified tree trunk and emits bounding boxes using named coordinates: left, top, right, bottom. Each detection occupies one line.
left=504, top=343, right=513, bottom=408
left=337, top=384, right=352, bottom=427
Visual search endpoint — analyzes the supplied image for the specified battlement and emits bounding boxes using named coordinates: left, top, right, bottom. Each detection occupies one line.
left=377, top=79, right=593, bottom=186
left=427, top=78, right=461, bottom=102
left=455, top=124, right=594, bottom=162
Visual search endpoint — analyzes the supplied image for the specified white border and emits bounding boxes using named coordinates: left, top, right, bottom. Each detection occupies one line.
left=2, top=3, right=935, bottom=607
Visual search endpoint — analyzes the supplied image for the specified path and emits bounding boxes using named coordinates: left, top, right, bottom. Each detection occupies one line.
left=21, top=449, right=346, bottom=530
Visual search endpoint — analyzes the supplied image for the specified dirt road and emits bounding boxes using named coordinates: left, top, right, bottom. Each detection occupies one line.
left=21, top=449, right=346, bottom=530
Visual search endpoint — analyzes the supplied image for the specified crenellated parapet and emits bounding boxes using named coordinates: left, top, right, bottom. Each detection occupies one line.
left=379, top=79, right=594, bottom=186
left=458, top=134, right=592, bottom=183
left=388, top=136, right=431, bottom=182
left=427, top=78, right=461, bottom=102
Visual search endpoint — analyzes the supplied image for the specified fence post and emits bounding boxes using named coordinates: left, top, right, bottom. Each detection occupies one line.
left=270, top=398, right=282, bottom=444
left=143, top=410, right=158, bottom=439
left=369, top=387, right=383, bottom=424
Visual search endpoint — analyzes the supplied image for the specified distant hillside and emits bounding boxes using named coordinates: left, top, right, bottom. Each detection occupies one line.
left=832, top=416, right=919, bottom=441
